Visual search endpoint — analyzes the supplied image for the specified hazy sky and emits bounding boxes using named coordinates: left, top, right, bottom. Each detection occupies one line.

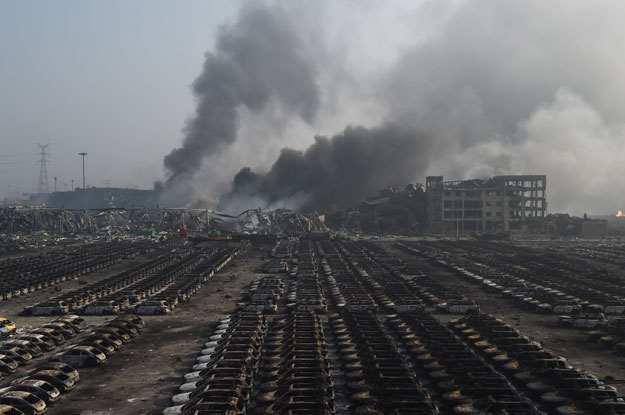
left=1, top=0, right=239, bottom=195
left=1, top=0, right=416, bottom=197
left=3, top=1, right=625, bottom=215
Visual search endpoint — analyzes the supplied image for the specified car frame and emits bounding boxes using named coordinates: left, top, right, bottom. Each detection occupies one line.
left=33, top=362, right=80, bottom=383
left=0, top=390, right=46, bottom=415
left=25, top=369, right=75, bottom=393
left=0, top=379, right=60, bottom=404
left=0, top=348, right=32, bottom=364
left=0, top=355, right=18, bottom=374
left=50, top=345, right=106, bottom=367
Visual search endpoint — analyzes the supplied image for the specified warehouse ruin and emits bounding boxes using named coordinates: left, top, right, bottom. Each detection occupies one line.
left=426, top=174, right=547, bottom=234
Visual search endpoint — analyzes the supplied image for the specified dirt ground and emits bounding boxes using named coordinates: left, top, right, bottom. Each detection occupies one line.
left=388, top=244, right=625, bottom=394
left=44, top=245, right=266, bottom=415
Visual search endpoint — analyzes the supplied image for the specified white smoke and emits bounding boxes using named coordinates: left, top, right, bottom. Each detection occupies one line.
left=383, top=0, right=625, bottom=215
left=444, top=89, right=625, bottom=215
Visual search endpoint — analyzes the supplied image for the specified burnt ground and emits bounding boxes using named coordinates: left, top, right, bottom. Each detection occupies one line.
left=387, top=243, right=625, bottom=394
left=44, top=246, right=265, bottom=415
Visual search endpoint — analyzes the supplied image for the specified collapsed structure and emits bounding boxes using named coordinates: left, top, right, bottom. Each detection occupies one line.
left=325, top=184, right=427, bottom=234
left=0, top=206, right=327, bottom=236
left=426, top=175, right=547, bottom=234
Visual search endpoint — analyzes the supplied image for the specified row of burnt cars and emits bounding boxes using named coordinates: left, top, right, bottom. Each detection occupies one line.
left=0, top=316, right=82, bottom=376
left=237, top=277, right=284, bottom=313
left=327, top=240, right=479, bottom=314
left=166, top=302, right=440, bottom=414
left=559, top=242, right=625, bottom=271
left=287, top=240, right=328, bottom=313
left=586, top=317, right=625, bottom=356
left=385, top=310, right=543, bottom=414
left=319, top=240, right=625, bottom=413
left=243, top=239, right=328, bottom=314
left=0, top=239, right=158, bottom=302
left=163, top=312, right=268, bottom=415
left=165, top=297, right=439, bottom=413
left=247, top=238, right=299, bottom=312
left=270, top=238, right=298, bottom=260
left=0, top=315, right=143, bottom=414
left=164, top=303, right=625, bottom=413
left=252, top=311, right=335, bottom=414
left=328, top=310, right=440, bottom=414
left=400, top=240, right=625, bottom=316
left=162, top=237, right=339, bottom=413
left=23, top=249, right=184, bottom=316
left=158, top=237, right=351, bottom=414
left=24, top=245, right=240, bottom=317
left=450, top=313, right=625, bottom=414
left=162, top=236, right=625, bottom=415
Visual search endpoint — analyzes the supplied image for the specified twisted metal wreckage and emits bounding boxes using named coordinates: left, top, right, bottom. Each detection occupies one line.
left=0, top=206, right=328, bottom=235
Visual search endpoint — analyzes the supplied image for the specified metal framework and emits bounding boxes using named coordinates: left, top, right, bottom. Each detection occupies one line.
left=37, top=143, right=50, bottom=194
left=0, top=206, right=328, bottom=236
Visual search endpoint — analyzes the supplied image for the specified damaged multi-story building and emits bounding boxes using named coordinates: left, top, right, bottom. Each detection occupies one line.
left=426, top=175, right=546, bottom=234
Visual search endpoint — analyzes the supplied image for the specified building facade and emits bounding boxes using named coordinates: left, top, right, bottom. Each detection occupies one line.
left=426, top=175, right=546, bottom=234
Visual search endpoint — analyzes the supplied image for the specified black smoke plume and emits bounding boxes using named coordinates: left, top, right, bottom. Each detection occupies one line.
left=162, top=3, right=319, bottom=186
left=218, top=123, right=430, bottom=213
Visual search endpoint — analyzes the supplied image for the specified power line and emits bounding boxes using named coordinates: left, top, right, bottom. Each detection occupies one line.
left=0, top=166, right=34, bottom=172
left=0, top=153, right=33, bottom=158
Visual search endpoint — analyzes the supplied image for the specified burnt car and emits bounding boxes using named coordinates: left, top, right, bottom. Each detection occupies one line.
left=0, top=379, right=60, bottom=404
left=23, top=369, right=76, bottom=393
left=33, top=362, right=80, bottom=383
left=0, top=348, right=31, bottom=365
left=50, top=345, right=106, bottom=367
left=0, top=341, right=41, bottom=358
left=28, top=328, right=64, bottom=345
left=0, top=391, right=46, bottom=415
left=0, top=355, right=18, bottom=374
left=15, top=335, right=54, bottom=353
left=41, top=323, right=76, bottom=339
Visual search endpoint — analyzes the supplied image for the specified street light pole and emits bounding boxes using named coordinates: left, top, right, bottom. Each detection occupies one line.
left=78, top=152, right=88, bottom=216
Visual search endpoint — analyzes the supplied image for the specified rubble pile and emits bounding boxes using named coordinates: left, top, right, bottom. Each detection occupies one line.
left=326, top=183, right=427, bottom=235
left=0, top=206, right=329, bottom=237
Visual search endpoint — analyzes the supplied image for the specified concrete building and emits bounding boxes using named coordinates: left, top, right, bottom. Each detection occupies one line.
left=426, top=175, right=546, bottom=234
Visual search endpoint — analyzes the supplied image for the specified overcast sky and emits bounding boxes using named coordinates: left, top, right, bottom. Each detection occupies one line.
left=1, top=0, right=417, bottom=194
left=1, top=0, right=239, bottom=195
left=3, top=1, right=625, bottom=215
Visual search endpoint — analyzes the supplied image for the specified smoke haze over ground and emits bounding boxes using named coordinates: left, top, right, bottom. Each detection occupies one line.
left=159, top=0, right=625, bottom=215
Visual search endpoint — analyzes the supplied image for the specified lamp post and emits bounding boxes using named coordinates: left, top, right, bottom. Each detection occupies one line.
left=78, top=152, right=88, bottom=215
